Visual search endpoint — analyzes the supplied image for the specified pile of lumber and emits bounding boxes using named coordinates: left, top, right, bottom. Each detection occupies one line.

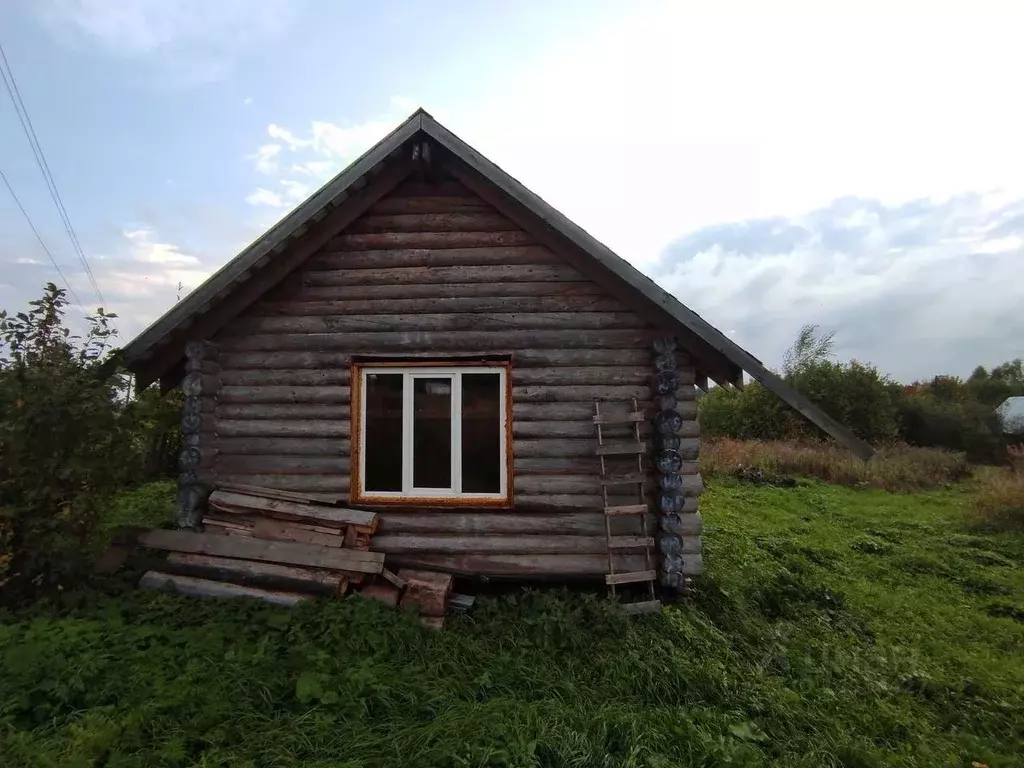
left=357, top=568, right=458, bottom=630
left=137, top=483, right=395, bottom=604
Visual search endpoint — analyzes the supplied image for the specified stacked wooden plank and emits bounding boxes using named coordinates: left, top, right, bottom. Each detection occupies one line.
left=138, top=484, right=385, bottom=603
left=397, top=569, right=454, bottom=630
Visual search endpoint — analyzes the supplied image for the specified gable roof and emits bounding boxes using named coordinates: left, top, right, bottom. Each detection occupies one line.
left=122, top=108, right=873, bottom=459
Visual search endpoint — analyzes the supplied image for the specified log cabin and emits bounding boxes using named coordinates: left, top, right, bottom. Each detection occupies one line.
left=122, top=109, right=871, bottom=599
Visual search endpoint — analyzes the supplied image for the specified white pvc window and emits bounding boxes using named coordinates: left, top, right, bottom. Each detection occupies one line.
left=356, top=366, right=509, bottom=502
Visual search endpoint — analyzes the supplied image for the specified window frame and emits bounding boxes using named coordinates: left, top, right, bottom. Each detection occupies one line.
left=350, top=360, right=513, bottom=507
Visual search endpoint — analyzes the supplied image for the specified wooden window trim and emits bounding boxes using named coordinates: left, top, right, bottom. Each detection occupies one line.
left=350, top=360, right=513, bottom=508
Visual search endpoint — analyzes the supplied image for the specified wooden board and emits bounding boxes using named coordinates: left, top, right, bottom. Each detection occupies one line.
left=208, top=491, right=377, bottom=528
left=137, top=529, right=384, bottom=573
left=164, top=552, right=346, bottom=595
left=370, top=534, right=698, bottom=555
left=139, top=570, right=311, bottom=606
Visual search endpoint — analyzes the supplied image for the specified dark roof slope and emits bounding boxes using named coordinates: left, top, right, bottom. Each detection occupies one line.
left=122, top=109, right=873, bottom=459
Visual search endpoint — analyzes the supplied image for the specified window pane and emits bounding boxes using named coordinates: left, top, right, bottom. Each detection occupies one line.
left=364, top=373, right=403, bottom=492
left=462, top=373, right=502, bottom=493
left=413, top=377, right=452, bottom=488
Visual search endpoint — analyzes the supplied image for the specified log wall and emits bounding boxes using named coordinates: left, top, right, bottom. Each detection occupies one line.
left=206, top=177, right=700, bottom=578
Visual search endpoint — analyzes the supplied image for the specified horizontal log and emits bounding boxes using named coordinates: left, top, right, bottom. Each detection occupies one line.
left=513, top=493, right=700, bottom=511
left=255, top=295, right=628, bottom=316
left=215, top=330, right=654, bottom=352
left=216, top=437, right=347, bottom=455
left=208, top=490, right=375, bottom=527
left=227, top=312, right=647, bottom=335
left=513, top=457, right=602, bottom=473
left=330, top=231, right=535, bottom=251
left=281, top=281, right=607, bottom=300
left=381, top=553, right=651, bottom=578
left=346, top=212, right=516, bottom=234
left=139, top=571, right=311, bottom=606
left=164, top=553, right=345, bottom=595
left=301, top=264, right=579, bottom=286
left=376, top=511, right=681, bottom=536
left=217, top=404, right=350, bottom=420
left=217, top=348, right=654, bottom=369
left=214, top=455, right=349, bottom=474
left=512, top=401, right=689, bottom=421
left=514, top=475, right=654, bottom=495
left=512, top=367, right=650, bottom=386
left=513, top=385, right=672, bottom=403
left=220, top=369, right=351, bottom=386
left=137, top=529, right=382, bottom=572
left=390, top=180, right=474, bottom=197
left=371, top=534, right=701, bottom=555
left=307, top=245, right=559, bottom=271
left=218, top=386, right=350, bottom=404
left=216, top=419, right=349, bottom=438
left=368, top=195, right=489, bottom=214
left=513, top=421, right=651, bottom=439
left=219, top=367, right=660, bottom=390
left=514, top=439, right=602, bottom=458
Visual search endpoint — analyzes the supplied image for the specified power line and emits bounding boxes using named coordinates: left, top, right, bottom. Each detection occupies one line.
left=0, top=40, right=104, bottom=307
left=0, top=166, right=85, bottom=307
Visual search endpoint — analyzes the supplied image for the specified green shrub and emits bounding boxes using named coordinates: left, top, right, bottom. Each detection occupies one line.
left=899, top=394, right=1005, bottom=463
left=0, top=285, right=133, bottom=598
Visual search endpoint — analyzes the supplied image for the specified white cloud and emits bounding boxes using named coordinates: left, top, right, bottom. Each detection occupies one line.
left=249, top=144, right=282, bottom=175
left=654, top=192, right=1024, bottom=381
left=244, top=188, right=285, bottom=208
left=123, top=228, right=201, bottom=265
left=245, top=102, right=411, bottom=214
left=280, top=180, right=311, bottom=201
left=243, top=96, right=253, bottom=106
left=15, top=257, right=44, bottom=265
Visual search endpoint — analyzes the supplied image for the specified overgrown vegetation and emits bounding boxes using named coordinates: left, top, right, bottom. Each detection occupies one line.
left=0, top=284, right=179, bottom=600
left=1, top=479, right=1020, bottom=766
left=701, top=438, right=971, bottom=492
left=700, top=325, right=1024, bottom=462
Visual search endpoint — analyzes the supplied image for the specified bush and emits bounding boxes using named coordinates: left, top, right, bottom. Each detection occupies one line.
left=0, top=285, right=134, bottom=598
left=701, top=438, right=971, bottom=492
left=973, top=465, right=1024, bottom=531
left=899, top=393, right=1005, bottom=463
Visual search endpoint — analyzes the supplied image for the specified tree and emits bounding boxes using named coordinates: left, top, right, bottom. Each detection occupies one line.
left=783, top=324, right=836, bottom=375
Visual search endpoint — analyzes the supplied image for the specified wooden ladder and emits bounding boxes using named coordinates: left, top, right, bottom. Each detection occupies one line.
left=593, top=398, right=661, bottom=615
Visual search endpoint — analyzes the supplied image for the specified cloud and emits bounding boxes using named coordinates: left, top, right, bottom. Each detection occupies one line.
left=244, top=188, right=285, bottom=208
left=14, top=257, right=44, bottom=265
left=654, top=192, right=1024, bottom=383
left=36, top=0, right=296, bottom=84
left=245, top=100, right=412, bottom=214
left=122, top=229, right=201, bottom=265
left=249, top=144, right=282, bottom=175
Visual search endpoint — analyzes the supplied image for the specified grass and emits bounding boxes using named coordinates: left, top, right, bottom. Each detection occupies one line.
left=701, top=438, right=972, bottom=491
left=1, top=479, right=1022, bottom=767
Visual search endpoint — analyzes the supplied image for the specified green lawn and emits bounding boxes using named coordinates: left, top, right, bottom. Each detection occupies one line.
left=1, top=479, right=1021, bottom=767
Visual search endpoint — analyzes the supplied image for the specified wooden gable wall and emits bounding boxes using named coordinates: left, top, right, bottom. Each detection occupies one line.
left=203, top=176, right=701, bottom=577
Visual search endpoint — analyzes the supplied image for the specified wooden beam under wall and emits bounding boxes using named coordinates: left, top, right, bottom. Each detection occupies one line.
left=444, top=159, right=742, bottom=387
left=135, top=157, right=417, bottom=390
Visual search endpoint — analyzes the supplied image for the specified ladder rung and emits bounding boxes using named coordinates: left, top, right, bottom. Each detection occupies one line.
left=600, top=471, right=646, bottom=486
left=604, top=504, right=649, bottom=516
left=596, top=441, right=646, bottom=456
left=592, top=411, right=645, bottom=425
left=606, top=569, right=657, bottom=585
left=607, top=536, right=655, bottom=550
left=622, top=600, right=663, bottom=615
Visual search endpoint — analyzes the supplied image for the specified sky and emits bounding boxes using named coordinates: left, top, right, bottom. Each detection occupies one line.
left=1, top=0, right=1022, bottom=383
